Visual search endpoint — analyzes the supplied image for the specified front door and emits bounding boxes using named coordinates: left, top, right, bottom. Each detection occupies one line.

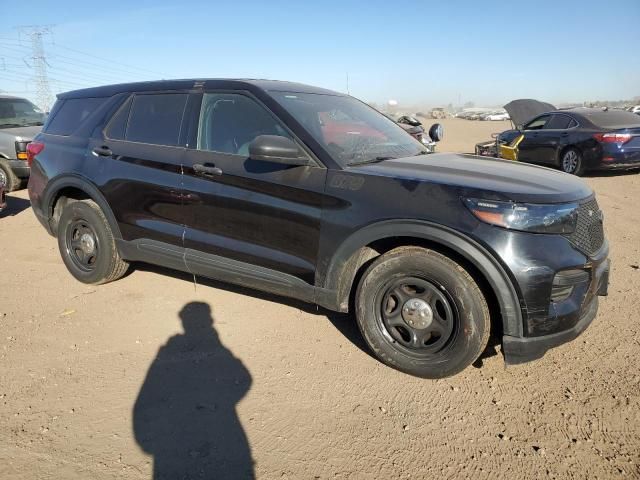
left=518, top=114, right=550, bottom=164
left=182, top=92, right=327, bottom=285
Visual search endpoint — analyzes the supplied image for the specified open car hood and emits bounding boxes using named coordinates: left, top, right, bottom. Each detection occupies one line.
left=503, top=99, right=556, bottom=127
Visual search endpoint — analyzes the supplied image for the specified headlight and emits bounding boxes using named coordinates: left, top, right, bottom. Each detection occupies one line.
left=464, top=198, right=578, bottom=234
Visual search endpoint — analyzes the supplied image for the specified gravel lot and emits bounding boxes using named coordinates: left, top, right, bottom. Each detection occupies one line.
left=1, top=119, right=639, bottom=479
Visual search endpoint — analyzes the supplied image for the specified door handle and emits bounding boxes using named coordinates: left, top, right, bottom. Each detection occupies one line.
left=92, top=145, right=113, bottom=157
left=193, top=163, right=223, bottom=176
left=561, top=132, right=570, bottom=137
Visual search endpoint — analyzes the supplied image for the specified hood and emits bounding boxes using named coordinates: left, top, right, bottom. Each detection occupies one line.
left=503, top=99, right=556, bottom=127
left=0, top=125, right=42, bottom=141
left=349, top=153, right=592, bottom=203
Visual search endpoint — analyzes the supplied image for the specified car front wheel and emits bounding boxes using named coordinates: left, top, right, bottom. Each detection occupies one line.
left=355, top=246, right=491, bottom=378
left=57, top=199, right=129, bottom=284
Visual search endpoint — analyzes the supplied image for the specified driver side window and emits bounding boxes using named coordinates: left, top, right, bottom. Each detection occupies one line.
left=524, top=115, right=550, bottom=130
left=197, top=93, right=292, bottom=156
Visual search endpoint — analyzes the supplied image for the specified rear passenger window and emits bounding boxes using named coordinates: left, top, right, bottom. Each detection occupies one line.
left=545, top=115, right=573, bottom=130
left=46, top=97, right=107, bottom=135
left=126, top=94, right=188, bottom=146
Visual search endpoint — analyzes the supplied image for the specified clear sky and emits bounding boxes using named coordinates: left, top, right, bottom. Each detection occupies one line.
left=1, top=0, right=639, bottom=108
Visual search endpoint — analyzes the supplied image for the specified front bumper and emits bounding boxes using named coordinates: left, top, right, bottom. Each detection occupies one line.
left=502, top=257, right=610, bottom=365
left=6, top=159, right=30, bottom=178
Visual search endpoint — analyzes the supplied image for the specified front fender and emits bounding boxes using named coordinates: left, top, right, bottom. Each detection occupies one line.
left=322, top=219, right=524, bottom=337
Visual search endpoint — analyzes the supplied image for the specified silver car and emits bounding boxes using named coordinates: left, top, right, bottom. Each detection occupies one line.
left=0, top=95, right=45, bottom=191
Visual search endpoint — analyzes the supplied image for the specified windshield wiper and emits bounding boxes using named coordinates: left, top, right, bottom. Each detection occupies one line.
left=414, top=151, right=429, bottom=156
left=0, top=123, right=24, bottom=128
left=24, top=121, right=44, bottom=126
left=348, top=156, right=396, bottom=166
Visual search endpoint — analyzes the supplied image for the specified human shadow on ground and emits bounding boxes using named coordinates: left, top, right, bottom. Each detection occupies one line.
left=135, top=263, right=374, bottom=359
left=133, top=301, right=254, bottom=479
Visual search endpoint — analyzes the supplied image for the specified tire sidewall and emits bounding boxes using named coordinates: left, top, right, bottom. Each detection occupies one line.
left=561, top=148, right=583, bottom=175
left=0, top=162, right=17, bottom=191
left=356, top=250, right=489, bottom=378
left=57, top=201, right=114, bottom=284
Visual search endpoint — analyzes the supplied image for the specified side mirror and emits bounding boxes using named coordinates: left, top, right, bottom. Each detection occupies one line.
left=429, top=123, right=444, bottom=142
left=249, top=135, right=310, bottom=166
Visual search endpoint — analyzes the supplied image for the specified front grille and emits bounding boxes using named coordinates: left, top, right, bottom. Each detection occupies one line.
left=565, top=198, right=604, bottom=256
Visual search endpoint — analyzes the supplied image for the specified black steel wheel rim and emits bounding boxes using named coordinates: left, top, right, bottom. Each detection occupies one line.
left=375, top=276, right=457, bottom=355
left=65, top=219, right=99, bottom=272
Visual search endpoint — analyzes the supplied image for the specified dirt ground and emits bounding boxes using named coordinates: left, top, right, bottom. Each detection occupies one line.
left=1, top=118, right=639, bottom=479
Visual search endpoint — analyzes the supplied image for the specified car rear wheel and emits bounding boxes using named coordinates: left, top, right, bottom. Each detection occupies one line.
left=355, top=246, right=491, bottom=378
left=57, top=199, right=129, bottom=284
left=0, top=162, right=19, bottom=192
left=560, top=148, right=585, bottom=176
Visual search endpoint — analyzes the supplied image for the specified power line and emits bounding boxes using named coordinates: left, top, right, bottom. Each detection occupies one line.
left=1, top=40, right=159, bottom=81
left=53, top=42, right=164, bottom=76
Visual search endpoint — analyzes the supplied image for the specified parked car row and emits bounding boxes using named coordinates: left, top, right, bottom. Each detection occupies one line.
left=456, top=110, right=510, bottom=121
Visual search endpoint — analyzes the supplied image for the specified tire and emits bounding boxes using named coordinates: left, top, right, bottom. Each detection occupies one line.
left=57, top=199, right=129, bottom=284
left=560, top=147, right=585, bottom=176
left=355, top=247, right=490, bottom=379
left=0, top=161, right=20, bottom=192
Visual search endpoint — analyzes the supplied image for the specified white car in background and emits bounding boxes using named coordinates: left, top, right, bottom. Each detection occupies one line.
left=631, top=105, right=640, bottom=115
left=484, top=112, right=510, bottom=121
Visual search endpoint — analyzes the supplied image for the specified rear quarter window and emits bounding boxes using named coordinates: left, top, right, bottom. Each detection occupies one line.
left=45, top=97, right=107, bottom=135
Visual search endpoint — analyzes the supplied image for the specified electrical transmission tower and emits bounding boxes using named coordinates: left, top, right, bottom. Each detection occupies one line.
left=17, top=25, right=55, bottom=112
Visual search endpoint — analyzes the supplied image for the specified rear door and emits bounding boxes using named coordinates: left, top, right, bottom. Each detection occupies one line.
left=533, top=114, right=577, bottom=165
left=95, top=92, right=188, bottom=247
left=181, top=91, right=326, bottom=285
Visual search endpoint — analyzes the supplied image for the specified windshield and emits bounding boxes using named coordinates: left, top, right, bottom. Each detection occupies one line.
left=0, top=98, right=45, bottom=128
left=271, top=92, right=425, bottom=166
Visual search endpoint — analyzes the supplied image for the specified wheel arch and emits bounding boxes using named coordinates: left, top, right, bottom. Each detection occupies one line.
left=42, top=175, right=122, bottom=239
left=556, top=144, right=581, bottom=166
left=321, top=220, right=524, bottom=337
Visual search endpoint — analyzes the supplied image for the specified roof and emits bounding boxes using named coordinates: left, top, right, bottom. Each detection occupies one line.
left=57, top=78, right=344, bottom=100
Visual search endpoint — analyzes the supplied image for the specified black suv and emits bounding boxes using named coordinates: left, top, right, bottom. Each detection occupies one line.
left=28, top=79, right=610, bottom=378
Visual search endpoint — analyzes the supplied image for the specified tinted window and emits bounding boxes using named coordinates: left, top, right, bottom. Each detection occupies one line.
left=46, top=97, right=106, bottom=135
left=198, top=93, right=291, bottom=155
left=545, top=114, right=573, bottom=130
left=105, top=96, right=132, bottom=140
left=524, top=115, right=550, bottom=130
left=126, top=94, right=188, bottom=146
